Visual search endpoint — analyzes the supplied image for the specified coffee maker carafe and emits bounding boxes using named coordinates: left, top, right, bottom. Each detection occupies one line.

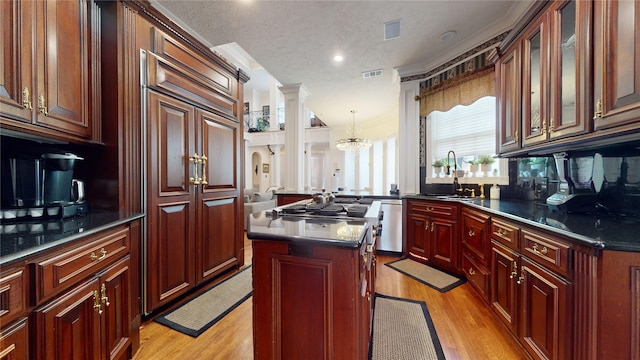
left=546, top=152, right=603, bottom=212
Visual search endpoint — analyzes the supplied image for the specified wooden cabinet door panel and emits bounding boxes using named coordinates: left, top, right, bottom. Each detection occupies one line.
left=197, top=198, right=238, bottom=283
left=98, top=257, right=131, bottom=360
left=519, top=258, right=570, bottom=360
left=34, top=278, right=101, bottom=360
left=0, top=0, right=34, bottom=123
left=497, top=42, right=522, bottom=154
left=198, top=109, right=239, bottom=192
left=593, top=0, right=640, bottom=130
left=491, top=242, right=519, bottom=334
left=406, top=213, right=429, bottom=261
left=146, top=91, right=196, bottom=311
left=522, top=13, right=551, bottom=147
left=430, top=218, right=457, bottom=270
left=35, top=0, right=89, bottom=137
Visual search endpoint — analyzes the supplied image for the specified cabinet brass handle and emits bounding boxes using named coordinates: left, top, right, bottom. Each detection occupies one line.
left=514, top=130, right=519, bottom=143
left=509, top=261, right=518, bottom=279
left=424, top=220, right=429, bottom=231
left=468, top=227, right=475, bottom=237
left=425, top=206, right=434, bottom=212
left=189, top=154, right=201, bottom=185
left=200, top=155, right=208, bottom=185
left=99, top=248, right=107, bottom=260
left=22, top=87, right=33, bottom=110
left=431, top=222, right=434, bottom=232
left=593, top=99, right=603, bottom=119
left=38, top=93, right=49, bottom=116
left=516, top=266, right=525, bottom=285
left=541, top=120, right=547, bottom=135
left=532, top=243, right=548, bottom=255
left=93, top=290, right=102, bottom=314
left=90, top=252, right=98, bottom=261
left=468, top=267, right=476, bottom=275
left=101, top=283, right=110, bottom=307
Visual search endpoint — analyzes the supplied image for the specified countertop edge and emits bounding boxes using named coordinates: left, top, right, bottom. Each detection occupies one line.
left=1, top=212, right=145, bottom=268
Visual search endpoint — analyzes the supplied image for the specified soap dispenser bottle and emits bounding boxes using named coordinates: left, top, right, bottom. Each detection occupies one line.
left=490, top=184, right=500, bottom=200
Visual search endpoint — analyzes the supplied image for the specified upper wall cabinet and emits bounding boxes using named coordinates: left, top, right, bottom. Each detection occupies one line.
left=592, top=0, right=640, bottom=131
left=493, top=0, right=622, bottom=156
left=0, top=0, right=100, bottom=143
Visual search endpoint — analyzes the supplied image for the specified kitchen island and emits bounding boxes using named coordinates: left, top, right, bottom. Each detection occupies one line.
left=248, top=210, right=375, bottom=360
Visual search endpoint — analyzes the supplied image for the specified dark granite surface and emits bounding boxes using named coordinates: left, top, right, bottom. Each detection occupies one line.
left=246, top=210, right=368, bottom=249
left=0, top=210, right=145, bottom=266
left=275, top=189, right=401, bottom=200
left=405, top=194, right=640, bottom=252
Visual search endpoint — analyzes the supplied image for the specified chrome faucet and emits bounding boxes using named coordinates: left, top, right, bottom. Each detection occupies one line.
left=446, top=150, right=458, bottom=195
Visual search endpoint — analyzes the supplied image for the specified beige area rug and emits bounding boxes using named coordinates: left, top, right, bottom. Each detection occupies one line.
left=386, top=258, right=465, bottom=292
left=154, top=266, right=252, bottom=337
left=370, top=294, right=446, bottom=360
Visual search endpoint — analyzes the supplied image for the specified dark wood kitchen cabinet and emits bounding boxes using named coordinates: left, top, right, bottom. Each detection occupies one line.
left=592, top=0, right=640, bottom=132
left=491, top=0, right=602, bottom=156
left=33, top=256, right=131, bottom=360
left=404, top=199, right=458, bottom=273
left=0, top=319, right=29, bottom=360
left=252, top=238, right=373, bottom=360
left=0, top=0, right=101, bottom=142
left=146, top=86, right=243, bottom=312
left=490, top=219, right=572, bottom=360
left=461, top=208, right=491, bottom=302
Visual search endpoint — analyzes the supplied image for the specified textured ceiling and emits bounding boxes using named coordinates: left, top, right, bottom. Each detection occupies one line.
left=152, top=0, right=533, bottom=130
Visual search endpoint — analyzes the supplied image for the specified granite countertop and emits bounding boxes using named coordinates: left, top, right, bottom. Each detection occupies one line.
left=0, top=210, right=145, bottom=267
left=247, top=211, right=368, bottom=249
left=405, top=194, right=640, bottom=252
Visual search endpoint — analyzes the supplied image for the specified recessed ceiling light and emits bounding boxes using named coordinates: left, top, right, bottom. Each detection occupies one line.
left=334, top=54, right=344, bottom=62
left=439, top=31, right=457, bottom=41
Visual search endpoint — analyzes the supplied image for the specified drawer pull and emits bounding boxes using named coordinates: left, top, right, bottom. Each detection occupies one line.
left=468, top=227, right=475, bottom=237
left=90, top=248, right=107, bottom=261
left=101, top=283, right=110, bottom=307
left=532, top=243, right=548, bottom=255
left=425, top=206, right=434, bottom=212
left=497, top=228, right=508, bottom=236
left=93, top=290, right=102, bottom=314
left=468, top=267, right=476, bottom=275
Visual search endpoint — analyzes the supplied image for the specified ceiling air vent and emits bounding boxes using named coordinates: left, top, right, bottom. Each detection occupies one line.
left=384, top=19, right=401, bottom=40
left=362, top=69, right=383, bottom=79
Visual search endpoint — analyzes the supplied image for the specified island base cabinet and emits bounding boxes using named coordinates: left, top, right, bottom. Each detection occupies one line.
left=252, top=239, right=371, bottom=360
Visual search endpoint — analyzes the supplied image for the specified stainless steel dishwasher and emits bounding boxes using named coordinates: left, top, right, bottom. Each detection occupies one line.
left=378, top=199, right=403, bottom=253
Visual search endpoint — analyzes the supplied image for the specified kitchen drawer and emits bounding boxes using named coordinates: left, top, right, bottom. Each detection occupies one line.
left=461, top=209, right=490, bottom=266
left=462, top=251, right=490, bottom=303
left=521, top=229, right=570, bottom=278
left=33, top=226, right=130, bottom=302
left=0, top=268, right=27, bottom=326
left=491, top=218, right=520, bottom=251
left=0, top=317, right=28, bottom=360
left=408, top=200, right=457, bottom=217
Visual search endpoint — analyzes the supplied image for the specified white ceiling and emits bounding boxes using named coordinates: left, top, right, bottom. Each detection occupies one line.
left=152, top=0, right=534, bottom=130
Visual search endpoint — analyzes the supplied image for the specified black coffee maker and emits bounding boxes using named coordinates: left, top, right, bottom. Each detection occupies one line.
left=1, top=151, right=84, bottom=219
left=546, top=152, right=603, bottom=213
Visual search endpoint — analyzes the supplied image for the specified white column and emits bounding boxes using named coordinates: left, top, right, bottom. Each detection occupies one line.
left=269, top=77, right=280, bottom=132
left=399, top=80, right=421, bottom=195
left=305, top=143, right=313, bottom=190
left=270, top=144, right=282, bottom=188
left=279, top=83, right=310, bottom=192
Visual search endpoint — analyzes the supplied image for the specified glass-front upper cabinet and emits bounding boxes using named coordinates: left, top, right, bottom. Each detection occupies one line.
left=549, top=0, right=592, bottom=139
left=522, top=12, right=549, bottom=147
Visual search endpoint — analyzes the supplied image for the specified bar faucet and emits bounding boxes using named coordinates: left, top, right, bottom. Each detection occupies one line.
left=446, top=150, right=458, bottom=195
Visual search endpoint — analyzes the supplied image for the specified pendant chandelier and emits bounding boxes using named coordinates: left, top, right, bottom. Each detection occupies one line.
left=336, top=110, right=372, bottom=151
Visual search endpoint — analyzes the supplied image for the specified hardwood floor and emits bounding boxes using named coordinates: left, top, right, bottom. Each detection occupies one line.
left=133, top=234, right=528, bottom=360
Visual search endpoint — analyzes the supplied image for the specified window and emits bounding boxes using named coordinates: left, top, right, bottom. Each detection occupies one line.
left=425, top=96, right=507, bottom=184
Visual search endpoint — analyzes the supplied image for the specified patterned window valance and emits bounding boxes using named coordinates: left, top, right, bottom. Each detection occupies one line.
left=419, top=65, right=495, bottom=117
